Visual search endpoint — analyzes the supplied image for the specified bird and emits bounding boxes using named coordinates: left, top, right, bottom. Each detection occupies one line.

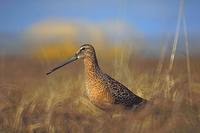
left=47, top=44, right=147, bottom=110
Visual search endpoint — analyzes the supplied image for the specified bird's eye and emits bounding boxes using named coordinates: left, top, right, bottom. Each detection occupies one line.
left=80, top=47, right=86, bottom=51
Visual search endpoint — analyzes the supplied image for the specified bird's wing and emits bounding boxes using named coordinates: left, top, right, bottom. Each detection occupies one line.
left=104, top=74, right=144, bottom=107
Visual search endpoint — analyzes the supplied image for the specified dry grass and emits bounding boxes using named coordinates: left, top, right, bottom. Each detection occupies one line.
left=0, top=1, right=199, bottom=132
left=0, top=47, right=200, bottom=133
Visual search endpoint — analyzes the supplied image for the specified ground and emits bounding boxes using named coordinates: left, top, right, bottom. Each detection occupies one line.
left=0, top=52, right=200, bottom=133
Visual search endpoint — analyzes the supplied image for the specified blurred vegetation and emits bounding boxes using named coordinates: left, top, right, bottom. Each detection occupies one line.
left=0, top=1, right=199, bottom=132
left=33, top=41, right=128, bottom=61
left=0, top=45, right=200, bottom=133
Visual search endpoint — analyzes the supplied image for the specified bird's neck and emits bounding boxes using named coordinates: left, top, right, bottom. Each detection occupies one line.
left=84, top=54, right=101, bottom=79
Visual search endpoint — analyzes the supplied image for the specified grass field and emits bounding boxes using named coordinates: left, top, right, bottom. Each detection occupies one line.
left=0, top=47, right=200, bottom=133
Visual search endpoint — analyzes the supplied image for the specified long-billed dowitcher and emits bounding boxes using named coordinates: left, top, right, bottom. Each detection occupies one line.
left=47, top=44, right=147, bottom=109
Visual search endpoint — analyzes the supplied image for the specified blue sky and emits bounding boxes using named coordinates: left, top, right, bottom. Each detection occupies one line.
left=0, top=0, right=199, bottom=36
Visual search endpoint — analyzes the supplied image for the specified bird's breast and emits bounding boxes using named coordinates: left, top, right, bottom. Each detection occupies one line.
left=85, top=78, right=113, bottom=108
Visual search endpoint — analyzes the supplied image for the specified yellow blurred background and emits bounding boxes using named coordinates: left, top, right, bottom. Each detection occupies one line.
left=23, top=20, right=139, bottom=60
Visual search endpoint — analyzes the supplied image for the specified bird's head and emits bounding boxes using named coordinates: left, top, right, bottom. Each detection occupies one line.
left=46, top=44, right=95, bottom=75
left=76, top=44, right=95, bottom=59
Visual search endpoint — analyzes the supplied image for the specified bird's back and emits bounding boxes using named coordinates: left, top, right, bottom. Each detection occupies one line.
left=102, top=74, right=146, bottom=108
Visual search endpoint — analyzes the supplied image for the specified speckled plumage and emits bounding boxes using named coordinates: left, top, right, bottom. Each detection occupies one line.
left=81, top=44, right=146, bottom=109
left=47, top=44, right=147, bottom=110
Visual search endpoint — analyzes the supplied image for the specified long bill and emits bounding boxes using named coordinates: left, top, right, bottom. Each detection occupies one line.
left=46, top=54, right=78, bottom=75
